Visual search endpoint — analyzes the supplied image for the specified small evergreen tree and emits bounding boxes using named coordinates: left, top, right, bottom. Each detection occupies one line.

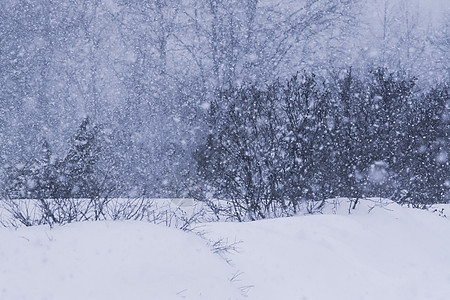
left=2, top=118, right=106, bottom=200
left=61, top=117, right=103, bottom=199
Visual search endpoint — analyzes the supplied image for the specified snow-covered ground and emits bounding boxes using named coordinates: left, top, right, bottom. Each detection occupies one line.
left=1, top=199, right=449, bottom=300
left=0, top=221, right=241, bottom=300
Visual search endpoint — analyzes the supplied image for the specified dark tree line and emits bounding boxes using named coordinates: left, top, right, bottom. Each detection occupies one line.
left=195, top=69, right=449, bottom=220
left=2, top=69, right=448, bottom=222
left=2, top=0, right=448, bottom=200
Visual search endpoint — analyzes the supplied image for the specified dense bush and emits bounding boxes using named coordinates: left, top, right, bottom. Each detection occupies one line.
left=195, top=69, right=449, bottom=220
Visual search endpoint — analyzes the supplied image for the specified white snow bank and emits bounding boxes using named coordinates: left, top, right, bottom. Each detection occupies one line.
left=204, top=198, right=450, bottom=300
left=0, top=221, right=241, bottom=300
left=1, top=198, right=449, bottom=300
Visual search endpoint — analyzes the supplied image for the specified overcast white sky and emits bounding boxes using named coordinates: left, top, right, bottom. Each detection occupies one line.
left=419, top=0, right=449, bottom=22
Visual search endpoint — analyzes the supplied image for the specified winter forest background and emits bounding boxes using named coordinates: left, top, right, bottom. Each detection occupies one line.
left=0, top=0, right=448, bottom=219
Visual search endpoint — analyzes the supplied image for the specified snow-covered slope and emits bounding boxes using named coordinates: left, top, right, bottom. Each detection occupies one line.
left=205, top=199, right=450, bottom=299
left=1, top=199, right=449, bottom=300
left=0, top=221, right=241, bottom=300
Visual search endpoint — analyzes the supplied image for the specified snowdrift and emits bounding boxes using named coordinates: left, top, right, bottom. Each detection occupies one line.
left=205, top=199, right=450, bottom=299
left=0, top=199, right=449, bottom=300
left=0, top=221, right=241, bottom=300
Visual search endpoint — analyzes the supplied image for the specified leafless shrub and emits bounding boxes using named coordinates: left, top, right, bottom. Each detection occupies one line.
left=0, top=199, right=41, bottom=227
left=430, top=207, right=447, bottom=218
left=0, top=197, right=209, bottom=231
left=305, top=199, right=326, bottom=214
left=210, top=238, right=241, bottom=256
left=366, top=197, right=395, bottom=213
